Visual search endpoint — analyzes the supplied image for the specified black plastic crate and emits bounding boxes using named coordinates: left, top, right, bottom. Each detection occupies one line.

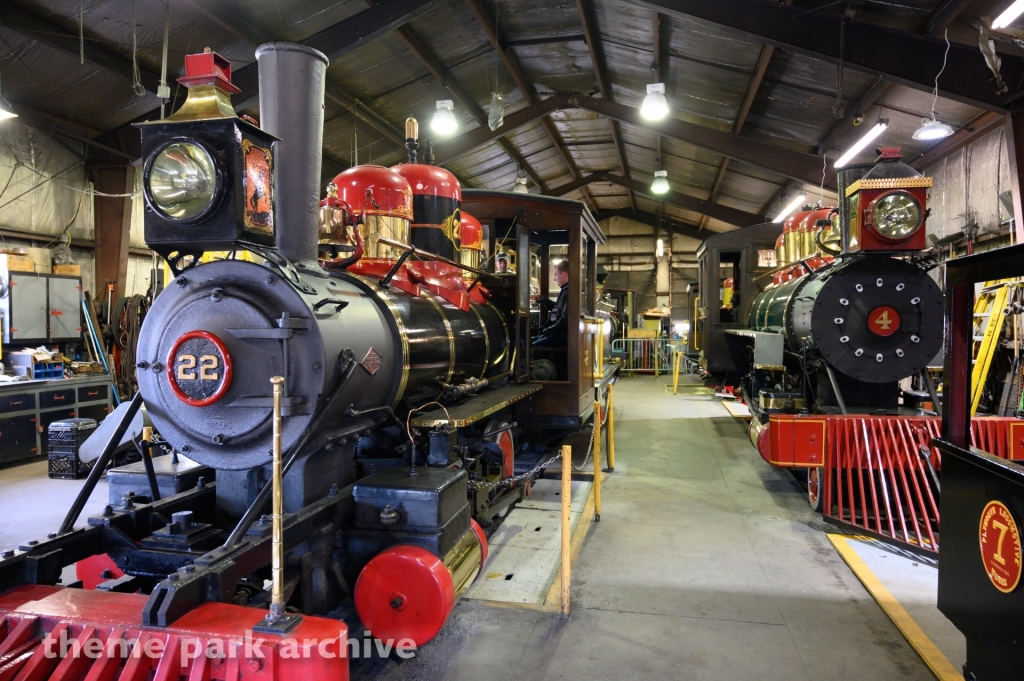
left=48, top=454, right=95, bottom=480
left=47, top=418, right=97, bottom=480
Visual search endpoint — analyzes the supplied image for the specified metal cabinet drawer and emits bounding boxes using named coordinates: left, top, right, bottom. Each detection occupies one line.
left=78, top=404, right=110, bottom=423
left=77, top=385, right=108, bottom=403
left=40, top=389, right=75, bottom=409
left=0, top=414, right=38, bottom=463
left=0, top=393, right=34, bottom=414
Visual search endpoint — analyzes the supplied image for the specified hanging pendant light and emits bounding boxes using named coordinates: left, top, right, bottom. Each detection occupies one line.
left=913, top=117, right=954, bottom=140
left=641, top=83, right=669, bottom=121
left=914, top=29, right=954, bottom=141
left=431, top=100, right=457, bottom=135
left=512, top=166, right=529, bottom=193
left=651, top=170, right=670, bottom=195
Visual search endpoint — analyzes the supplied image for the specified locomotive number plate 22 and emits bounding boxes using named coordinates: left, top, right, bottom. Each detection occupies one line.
left=167, top=330, right=234, bottom=407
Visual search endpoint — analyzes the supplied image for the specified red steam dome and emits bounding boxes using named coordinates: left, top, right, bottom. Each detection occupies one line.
left=460, top=213, right=483, bottom=251
left=392, top=164, right=461, bottom=201
left=330, top=165, right=413, bottom=220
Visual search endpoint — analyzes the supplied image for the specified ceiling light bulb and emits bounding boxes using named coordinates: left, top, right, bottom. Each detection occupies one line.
left=775, top=194, right=807, bottom=222
left=431, top=100, right=457, bottom=136
left=656, top=238, right=664, bottom=258
left=651, top=170, right=670, bottom=194
left=913, top=117, right=954, bottom=140
left=641, top=83, right=669, bottom=121
left=512, top=175, right=529, bottom=194
left=994, top=0, right=1024, bottom=28
left=834, top=119, right=888, bottom=169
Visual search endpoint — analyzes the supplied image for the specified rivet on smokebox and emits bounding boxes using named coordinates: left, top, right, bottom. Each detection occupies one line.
left=176, top=278, right=187, bottom=287
left=248, top=660, right=262, bottom=672
left=211, top=288, right=224, bottom=301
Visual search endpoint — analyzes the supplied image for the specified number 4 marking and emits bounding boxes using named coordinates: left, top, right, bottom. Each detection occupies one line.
left=875, top=310, right=893, bottom=330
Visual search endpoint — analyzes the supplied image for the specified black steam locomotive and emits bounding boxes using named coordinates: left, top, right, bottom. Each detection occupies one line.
left=0, top=43, right=612, bottom=663
left=697, top=148, right=944, bottom=503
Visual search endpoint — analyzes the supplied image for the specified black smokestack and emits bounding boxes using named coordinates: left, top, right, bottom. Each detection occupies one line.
left=255, top=43, right=328, bottom=265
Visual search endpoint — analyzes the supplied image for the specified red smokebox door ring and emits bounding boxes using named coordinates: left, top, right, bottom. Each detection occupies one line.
left=868, top=306, right=900, bottom=338
left=166, top=330, right=233, bottom=406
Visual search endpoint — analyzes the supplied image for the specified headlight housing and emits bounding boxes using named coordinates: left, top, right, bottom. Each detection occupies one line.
left=870, top=191, right=922, bottom=240
left=146, top=141, right=219, bottom=221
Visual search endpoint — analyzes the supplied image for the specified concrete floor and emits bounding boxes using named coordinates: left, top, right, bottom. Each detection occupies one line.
left=0, top=376, right=942, bottom=680
left=0, top=460, right=109, bottom=551
left=367, top=376, right=937, bottom=681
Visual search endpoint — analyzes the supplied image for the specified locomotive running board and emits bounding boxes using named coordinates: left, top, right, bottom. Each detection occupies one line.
left=409, top=384, right=542, bottom=428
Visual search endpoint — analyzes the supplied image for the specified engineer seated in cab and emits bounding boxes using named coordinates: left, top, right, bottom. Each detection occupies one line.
left=495, top=251, right=511, bottom=273
left=533, top=259, right=569, bottom=348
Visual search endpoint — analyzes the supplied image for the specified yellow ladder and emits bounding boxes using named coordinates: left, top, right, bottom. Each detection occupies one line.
left=971, top=281, right=1012, bottom=415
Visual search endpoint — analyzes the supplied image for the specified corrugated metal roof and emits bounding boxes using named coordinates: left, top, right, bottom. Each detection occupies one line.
left=0, top=0, right=997, bottom=237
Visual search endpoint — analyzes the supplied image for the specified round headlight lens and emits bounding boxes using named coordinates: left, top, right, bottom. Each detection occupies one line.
left=871, top=192, right=921, bottom=240
left=147, top=142, right=217, bottom=220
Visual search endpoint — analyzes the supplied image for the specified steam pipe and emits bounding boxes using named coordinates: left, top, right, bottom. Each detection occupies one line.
left=256, top=43, right=329, bottom=266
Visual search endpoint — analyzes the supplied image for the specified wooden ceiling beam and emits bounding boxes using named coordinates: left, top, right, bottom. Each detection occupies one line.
left=463, top=0, right=592, bottom=205
left=574, top=0, right=636, bottom=211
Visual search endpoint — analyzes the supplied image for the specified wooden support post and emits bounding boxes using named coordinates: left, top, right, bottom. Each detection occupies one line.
left=593, top=400, right=602, bottom=522
left=93, top=165, right=135, bottom=302
left=560, top=444, right=571, bottom=619
left=605, top=383, right=615, bottom=472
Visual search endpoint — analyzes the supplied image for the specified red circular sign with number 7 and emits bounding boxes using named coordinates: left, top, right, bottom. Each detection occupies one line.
left=980, top=500, right=1023, bottom=594
left=868, top=305, right=900, bottom=337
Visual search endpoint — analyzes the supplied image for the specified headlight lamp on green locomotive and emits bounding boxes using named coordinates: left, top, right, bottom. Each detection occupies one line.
left=844, top=147, right=931, bottom=252
left=136, top=50, right=279, bottom=270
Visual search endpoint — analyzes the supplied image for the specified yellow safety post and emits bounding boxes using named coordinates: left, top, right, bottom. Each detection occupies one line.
left=560, top=445, right=571, bottom=619
left=597, top=319, right=604, bottom=380
left=605, top=384, right=615, bottom=472
left=593, top=400, right=602, bottom=522
left=672, top=348, right=682, bottom=394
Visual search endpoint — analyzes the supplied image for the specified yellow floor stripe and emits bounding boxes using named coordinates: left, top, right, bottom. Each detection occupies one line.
left=828, top=534, right=961, bottom=681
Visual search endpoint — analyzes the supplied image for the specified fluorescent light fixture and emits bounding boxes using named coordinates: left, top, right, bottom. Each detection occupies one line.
left=656, top=238, right=664, bottom=258
left=913, top=117, right=954, bottom=140
left=994, top=0, right=1024, bottom=28
left=431, top=100, right=457, bottom=135
left=641, top=83, right=669, bottom=121
left=651, top=170, right=669, bottom=194
left=774, top=194, right=807, bottom=223
left=834, top=119, right=888, bottom=168
left=0, top=100, right=16, bottom=122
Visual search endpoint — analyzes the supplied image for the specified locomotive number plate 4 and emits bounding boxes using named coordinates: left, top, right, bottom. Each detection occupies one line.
left=167, top=330, right=233, bottom=407
left=979, top=500, right=1023, bottom=594
left=868, top=305, right=900, bottom=338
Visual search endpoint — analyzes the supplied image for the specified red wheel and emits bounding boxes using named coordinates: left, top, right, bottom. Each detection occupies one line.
left=470, top=518, right=488, bottom=578
left=485, top=420, right=514, bottom=478
left=808, top=467, right=823, bottom=512
left=354, top=546, right=455, bottom=647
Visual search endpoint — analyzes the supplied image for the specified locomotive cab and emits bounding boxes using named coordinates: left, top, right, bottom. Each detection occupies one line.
left=695, top=223, right=783, bottom=380
left=462, top=191, right=609, bottom=428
